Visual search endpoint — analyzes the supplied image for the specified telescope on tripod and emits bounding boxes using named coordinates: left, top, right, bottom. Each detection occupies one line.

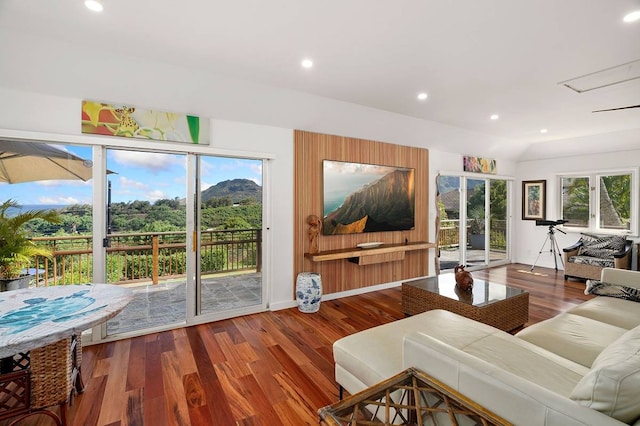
left=530, top=219, right=568, bottom=272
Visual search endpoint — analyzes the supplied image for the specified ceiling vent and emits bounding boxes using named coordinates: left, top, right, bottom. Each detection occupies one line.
left=559, top=59, right=640, bottom=93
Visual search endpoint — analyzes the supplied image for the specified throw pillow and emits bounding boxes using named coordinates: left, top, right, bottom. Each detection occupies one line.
left=585, top=280, right=640, bottom=302
left=578, top=234, right=626, bottom=257
left=570, top=325, right=640, bottom=423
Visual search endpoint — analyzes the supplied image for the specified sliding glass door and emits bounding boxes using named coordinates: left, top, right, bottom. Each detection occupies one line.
left=104, top=148, right=188, bottom=336
left=193, top=155, right=265, bottom=321
left=103, top=150, right=266, bottom=336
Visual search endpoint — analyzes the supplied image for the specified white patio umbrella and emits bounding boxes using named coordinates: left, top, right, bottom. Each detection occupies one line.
left=0, top=140, right=99, bottom=183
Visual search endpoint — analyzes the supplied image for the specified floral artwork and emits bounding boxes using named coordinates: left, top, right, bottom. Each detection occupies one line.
left=81, top=101, right=209, bottom=144
left=463, top=155, right=496, bottom=174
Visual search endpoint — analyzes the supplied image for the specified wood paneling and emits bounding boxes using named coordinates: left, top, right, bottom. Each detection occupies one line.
left=294, top=130, right=430, bottom=295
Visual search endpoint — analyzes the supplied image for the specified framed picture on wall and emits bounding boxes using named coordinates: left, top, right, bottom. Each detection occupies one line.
left=522, top=180, right=546, bottom=220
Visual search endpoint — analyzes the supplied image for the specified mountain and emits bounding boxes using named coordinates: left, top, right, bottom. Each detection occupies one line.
left=323, top=169, right=415, bottom=234
left=201, top=179, right=262, bottom=203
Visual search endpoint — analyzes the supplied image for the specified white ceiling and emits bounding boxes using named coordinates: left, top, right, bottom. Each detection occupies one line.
left=1, top=0, right=639, bottom=148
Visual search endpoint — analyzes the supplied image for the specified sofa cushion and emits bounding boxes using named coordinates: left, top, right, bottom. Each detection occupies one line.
left=403, top=333, right=615, bottom=426
left=333, top=309, right=504, bottom=393
left=569, top=255, right=614, bottom=268
left=568, top=296, right=640, bottom=329
left=570, top=325, right=640, bottom=423
left=456, top=332, right=588, bottom=396
left=585, top=280, right=640, bottom=302
left=515, top=313, right=627, bottom=367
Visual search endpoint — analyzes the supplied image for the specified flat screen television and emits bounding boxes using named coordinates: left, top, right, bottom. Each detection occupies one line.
left=322, top=160, right=415, bottom=235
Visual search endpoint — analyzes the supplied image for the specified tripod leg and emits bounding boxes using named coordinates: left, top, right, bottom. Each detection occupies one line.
left=551, top=234, right=559, bottom=271
left=551, top=234, right=564, bottom=269
left=531, top=234, right=551, bottom=271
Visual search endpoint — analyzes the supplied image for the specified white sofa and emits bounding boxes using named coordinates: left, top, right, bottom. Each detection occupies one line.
left=333, top=268, right=640, bottom=425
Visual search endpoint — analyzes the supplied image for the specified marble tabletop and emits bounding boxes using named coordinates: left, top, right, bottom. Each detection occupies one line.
left=0, top=284, right=133, bottom=358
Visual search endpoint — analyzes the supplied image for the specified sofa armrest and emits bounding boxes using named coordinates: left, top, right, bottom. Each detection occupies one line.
left=563, top=242, right=583, bottom=254
left=613, top=240, right=633, bottom=259
left=601, top=267, right=640, bottom=289
left=402, top=332, right=626, bottom=426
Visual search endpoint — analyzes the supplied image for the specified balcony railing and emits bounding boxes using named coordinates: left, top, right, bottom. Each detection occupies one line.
left=438, top=219, right=507, bottom=249
left=30, top=229, right=262, bottom=286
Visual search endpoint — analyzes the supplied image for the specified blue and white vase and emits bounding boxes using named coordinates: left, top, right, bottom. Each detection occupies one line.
left=296, top=272, right=322, bottom=313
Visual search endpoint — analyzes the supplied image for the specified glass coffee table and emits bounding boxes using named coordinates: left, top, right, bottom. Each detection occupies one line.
left=401, top=274, right=529, bottom=331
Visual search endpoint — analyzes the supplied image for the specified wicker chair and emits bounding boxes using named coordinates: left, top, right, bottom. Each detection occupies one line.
left=563, top=234, right=633, bottom=281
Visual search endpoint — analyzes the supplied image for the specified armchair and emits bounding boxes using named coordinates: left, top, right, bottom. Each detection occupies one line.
left=563, top=233, right=632, bottom=281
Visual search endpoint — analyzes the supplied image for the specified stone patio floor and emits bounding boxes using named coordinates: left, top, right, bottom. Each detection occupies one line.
left=439, top=247, right=508, bottom=270
left=106, top=272, right=261, bottom=335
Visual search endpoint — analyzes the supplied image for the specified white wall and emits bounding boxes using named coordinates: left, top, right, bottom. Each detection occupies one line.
left=514, top=148, right=640, bottom=270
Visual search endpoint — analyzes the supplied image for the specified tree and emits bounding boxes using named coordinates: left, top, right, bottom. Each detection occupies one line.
left=205, top=196, right=232, bottom=208
left=602, top=175, right=630, bottom=221
left=223, top=217, right=251, bottom=230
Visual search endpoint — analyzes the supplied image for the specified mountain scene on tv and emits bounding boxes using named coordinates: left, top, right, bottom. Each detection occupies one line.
left=322, top=161, right=415, bottom=235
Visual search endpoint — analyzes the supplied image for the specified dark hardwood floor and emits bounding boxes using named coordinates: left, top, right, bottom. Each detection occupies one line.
left=9, top=264, right=592, bottom=425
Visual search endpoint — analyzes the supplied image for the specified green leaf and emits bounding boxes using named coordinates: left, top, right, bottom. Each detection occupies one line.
left=187, top=116, right=200, bottom=143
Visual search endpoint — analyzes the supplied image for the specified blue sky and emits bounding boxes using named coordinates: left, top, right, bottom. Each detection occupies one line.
left=0, top=144, right=262, bottom=206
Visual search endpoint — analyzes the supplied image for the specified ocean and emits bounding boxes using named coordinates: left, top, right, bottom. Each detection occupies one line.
left=5, top=204, right=67, bottom=217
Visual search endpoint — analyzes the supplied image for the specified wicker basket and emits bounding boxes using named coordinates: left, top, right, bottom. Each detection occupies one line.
left=29, top=337, right=73, bottom=410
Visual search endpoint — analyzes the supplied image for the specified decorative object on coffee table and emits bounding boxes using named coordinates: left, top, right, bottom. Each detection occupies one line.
left=454, top=265, right=473, bottom=291
left=454, top=284, right=474, bottom=304
left=307, top=214, right=322, bottom=254
left=296, top=272, right=322, bottom=313
left=318, top=367, right=509, bottom=425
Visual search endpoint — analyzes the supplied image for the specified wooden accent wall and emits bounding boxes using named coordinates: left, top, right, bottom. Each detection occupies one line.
left=294, top=130, right=430, bottom=295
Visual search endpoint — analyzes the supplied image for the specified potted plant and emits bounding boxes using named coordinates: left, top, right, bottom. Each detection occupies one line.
left=468, top=206, right=486, bottom=250
left=0, top=199, right=60, bottom=291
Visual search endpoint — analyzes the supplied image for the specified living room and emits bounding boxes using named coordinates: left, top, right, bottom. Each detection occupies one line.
left=1, top=1, right=640, bottom=425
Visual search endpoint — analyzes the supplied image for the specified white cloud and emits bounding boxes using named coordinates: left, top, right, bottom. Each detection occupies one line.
left=145, top=190, right=167, bottom=201
left=38, top=196, right=81, bottom=204
left=110, top=150, right=185, bottom=174
left=36, top=179, right=92, bottom=187
left=119, top=176, right=148, bottom=190
left=250, top=163, right=263, bottom=176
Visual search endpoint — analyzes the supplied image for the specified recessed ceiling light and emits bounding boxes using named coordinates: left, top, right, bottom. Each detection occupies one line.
left=301, top=59, right=313, bottom=69
left=623, top=10, right=640, bottom=22
left=85, top=0, right=103, bottom=12
left=417, top=92, right=428, bottom=101
left=540, top=128, right=548, bottom=134
left=490, top=114, right=499, bottom=120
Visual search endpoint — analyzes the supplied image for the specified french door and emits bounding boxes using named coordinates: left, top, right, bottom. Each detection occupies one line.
left=437, top=175, right=510, bottom=271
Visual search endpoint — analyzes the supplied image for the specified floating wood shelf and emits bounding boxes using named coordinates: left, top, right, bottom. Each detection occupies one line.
left=305, top=241, right=435, bottom=265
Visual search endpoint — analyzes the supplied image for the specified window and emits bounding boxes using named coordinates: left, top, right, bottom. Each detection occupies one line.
left=559, top=170, right=637, bottom=234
